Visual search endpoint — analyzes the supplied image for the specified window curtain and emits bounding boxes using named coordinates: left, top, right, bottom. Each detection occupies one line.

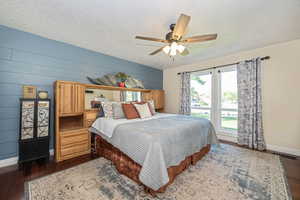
left=179, top=72, right=191, bottom=115
left=237, top=58, right=266, bottom=150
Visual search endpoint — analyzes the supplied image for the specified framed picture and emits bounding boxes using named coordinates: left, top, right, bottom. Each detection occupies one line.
left=23, top=85, right=37, bottom=98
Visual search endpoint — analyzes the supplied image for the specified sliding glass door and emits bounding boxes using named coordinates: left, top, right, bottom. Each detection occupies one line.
left=218, top=66, right=238, bottom=135
left=190, top=71, right=212, bottom=120
left=190, top=65, right=238, bottom=136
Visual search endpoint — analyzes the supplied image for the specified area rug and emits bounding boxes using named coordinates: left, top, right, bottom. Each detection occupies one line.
left=25, top=144, right=291, bottom=200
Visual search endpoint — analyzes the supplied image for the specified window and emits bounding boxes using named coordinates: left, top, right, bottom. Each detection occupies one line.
left=191, top=71, right=212, bottom=120
left=122, top=91, right=141, bottom=102
left=191, top=65, right=238, bottom=135
left=218, top=66, right=238, bottom=134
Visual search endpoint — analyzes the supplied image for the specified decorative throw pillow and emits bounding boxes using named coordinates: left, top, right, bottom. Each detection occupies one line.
left=112, top=102, right=125, bottom=119
left=122, top=103, right=140, bottom=119
left=101, top=101, right=114, bottom=118
left=147, top=100, right=156, bottom=115
left=132, top=101, right=154, bottom=116
left=133, top=103, right=152, bottom=119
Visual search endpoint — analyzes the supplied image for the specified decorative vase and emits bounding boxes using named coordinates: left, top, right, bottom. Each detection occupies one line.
left=118, top=82, right=126, bottom=88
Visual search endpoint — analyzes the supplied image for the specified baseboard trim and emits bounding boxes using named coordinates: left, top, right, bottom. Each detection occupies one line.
left=217, top=133, right=238, bottom=143
left=266, top=144, right=300, bottom=157
left=0, top=149, right=54, bottom=168
left=0, top=157, right=18, bottom=168
left=218, top=134, right=300, bottom=157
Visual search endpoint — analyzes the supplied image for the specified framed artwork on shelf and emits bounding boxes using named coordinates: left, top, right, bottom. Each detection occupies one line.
left=38, top=91, right=48, bottom=99
left=23, top=85, right=37, bottom=98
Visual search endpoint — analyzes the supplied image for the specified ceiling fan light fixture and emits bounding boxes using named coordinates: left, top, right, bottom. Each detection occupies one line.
left=163, top=45, right=171, bottom=54
left=170, top=42, right=177, bottom=49
left=169, top=42, right=178, bottom=56
left=170, top=48, right=177, bottom=56
left=177, top=44, right=185, bottom=53
left=135, top=13, right=218, bottom=57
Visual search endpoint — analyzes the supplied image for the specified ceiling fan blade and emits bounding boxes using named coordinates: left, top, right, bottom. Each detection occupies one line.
left=149, top=46, right=165, bottom=55
left=172, top=14, right=191, bottom=40
left=135, top=43, right=162, bottom=47
left=180, top=48, right=189, bottom=56
left=182, top=34, right=217, bottom=43
left=135, top=36, right=169, bottom=43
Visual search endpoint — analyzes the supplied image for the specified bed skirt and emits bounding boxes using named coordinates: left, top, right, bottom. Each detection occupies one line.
left=95, top=135, right=211, bottom=194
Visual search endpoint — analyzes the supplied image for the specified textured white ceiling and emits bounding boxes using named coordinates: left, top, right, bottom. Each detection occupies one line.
left=0, top=0, right=300, bottom=69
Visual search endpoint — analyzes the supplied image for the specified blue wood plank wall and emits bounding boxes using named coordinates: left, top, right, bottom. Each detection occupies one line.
left=0, top=25, right=163, bottom=160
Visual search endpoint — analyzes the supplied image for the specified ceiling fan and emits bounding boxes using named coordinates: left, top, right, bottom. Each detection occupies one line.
left=135, top=14, right=217, bottom=57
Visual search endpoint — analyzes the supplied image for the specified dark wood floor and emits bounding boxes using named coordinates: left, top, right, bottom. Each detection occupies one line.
left=0, top=143, right=299, bottom=200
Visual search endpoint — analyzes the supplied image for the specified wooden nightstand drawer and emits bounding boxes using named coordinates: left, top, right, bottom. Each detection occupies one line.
left=61, top=133, right=88, bottom=147
left=61, top=142, right=89, bottom=156
left=60, top=128, right=89, bottom=148
left=85, top=119, right=94, bottom=127
left=85, top=111, right=98, bottom=120
left=61, top=128, right=87, bottom=136
left=84, top=110, right=98, bottom=128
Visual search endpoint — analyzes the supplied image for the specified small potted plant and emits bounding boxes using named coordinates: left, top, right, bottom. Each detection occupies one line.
left=115, top=72, right=128, bottom=88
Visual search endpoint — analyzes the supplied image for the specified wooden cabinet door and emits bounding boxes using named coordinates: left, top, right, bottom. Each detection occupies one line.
left=142, top=90, right=165, bottom=109
left=58, top=83, right=84, bottom=115
left=142, top=92, right=153, bottom=102
left=152, top=90, right=164, bottom=109
left=59, top=83, right=74, bottom=115
left=73, top=84, right=84, bottom=113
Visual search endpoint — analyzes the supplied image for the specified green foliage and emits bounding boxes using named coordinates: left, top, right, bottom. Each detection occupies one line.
left=190, top=75, right=209, bottom=106
left=191, top=87, right=208, bottom=106
left=223, top=91, right=237, bottom=104
left=191, top=87, right=199, bottom=101
left=115, top=72, right=129, bottom=82
left=191, top=75, right=206, bottom=85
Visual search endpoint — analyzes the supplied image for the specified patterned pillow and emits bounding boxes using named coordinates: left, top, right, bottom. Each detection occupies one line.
left=112, top=102, right=125, bottom=119
left=133, top=103, right=152, bottom=119
left=132, top=101, right=153, bottom=115
left=101, top=101, right=114, bottom=118
left=147, top=100, right=156, bottom=115
left=122, top=103, right=140, bottom=119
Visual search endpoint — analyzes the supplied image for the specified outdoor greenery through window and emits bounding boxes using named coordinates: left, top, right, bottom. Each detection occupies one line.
left=191, top=73, right=212, bottom=120
left=191, top=65, right=238, bottom=135
left=220, top=70, right=238, bottom=131
left=123, top=91, right=141, bottom=102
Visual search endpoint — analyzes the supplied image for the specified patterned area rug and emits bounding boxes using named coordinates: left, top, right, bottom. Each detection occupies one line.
left=26, top=144, right=291, bottom=200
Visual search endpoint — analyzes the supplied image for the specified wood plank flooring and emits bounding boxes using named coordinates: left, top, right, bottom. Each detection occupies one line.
left=0, top=144, right=299, bottom=200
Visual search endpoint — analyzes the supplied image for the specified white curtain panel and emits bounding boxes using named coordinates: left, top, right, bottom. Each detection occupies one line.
left=179, top=72, right=191, bottom=115
left=237, top=58, right=266, bottom=150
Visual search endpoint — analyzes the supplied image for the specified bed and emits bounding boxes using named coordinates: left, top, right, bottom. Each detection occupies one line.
left=90, top=113, right=218, bottom=194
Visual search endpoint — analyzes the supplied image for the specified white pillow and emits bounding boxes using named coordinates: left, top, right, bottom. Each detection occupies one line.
left=133, top=103, right=152, bottom=119
left=112, top=102, right=126, bottom=119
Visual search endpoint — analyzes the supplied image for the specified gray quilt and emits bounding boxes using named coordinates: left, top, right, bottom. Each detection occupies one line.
left=90, top=115, right=218, bottom=190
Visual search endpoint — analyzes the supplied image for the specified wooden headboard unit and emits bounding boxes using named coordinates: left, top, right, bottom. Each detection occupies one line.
left=54, top=80, right=164, bottom=162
